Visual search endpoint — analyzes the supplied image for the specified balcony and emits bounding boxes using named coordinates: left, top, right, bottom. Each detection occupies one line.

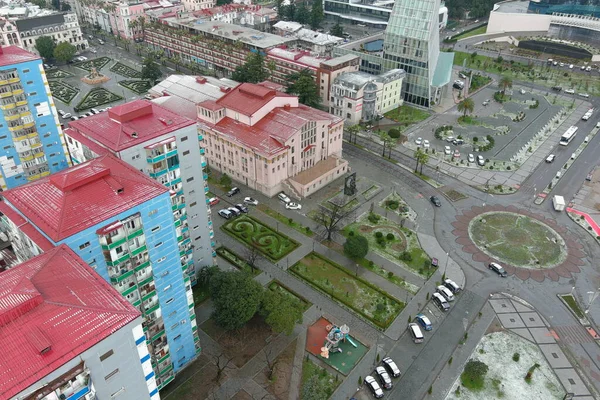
left=109, top=267, right=134, bottom=283
left=139, top=282, right=156, bottom=298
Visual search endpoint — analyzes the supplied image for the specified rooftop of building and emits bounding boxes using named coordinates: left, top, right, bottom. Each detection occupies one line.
left=68, top=100, right=195, bottom=152
left=201, top=83, right=343, bottom=156
left=193, top=3, right=275, bottom=17
left=14, top=12, right=66, bottom=32
left=149, top=74, right=238, bottom=119
left=0, top=244, right=140, bottom=399
left=320, top=53, right=360, bottom=67
left=0, top=45, right=39, bottom=67
left=334, top=68, right=404, bottom=88
left=267, top=47, right=326, bottom=68
left=2, top=154, right=169, bottom=242
left=152, top=16, right=293, bottom=49
left=273, top=21, right=343, bottom=47
left=338, top=32, right=385, bottom=50
left=495, top=0, right=530, bottom=13
left=0, top=1, right=54, bottom=19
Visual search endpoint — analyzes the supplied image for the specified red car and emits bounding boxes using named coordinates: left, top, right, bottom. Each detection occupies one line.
left=209, top=197, right=220, bottom=206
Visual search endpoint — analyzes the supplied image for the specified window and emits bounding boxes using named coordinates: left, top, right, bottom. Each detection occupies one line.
left=163, top=284, right=172, bottom=291
left=110, top=388, right=125, bottom=398
left=181, top=136, right=188, bottom=141
left=100, top=349, right=114, bottom=361
left=157, top=256, right=166, bottom=263
left=166, top=297, right=174, bottom=304
left=151, top=226, right=160, bottom=233
left=79, top=241, right=90, bottom=250
left=189, top=202, right=197, bottom=207
left=23, top=69, right=29, bottom=73
left=183, top=150, right=190, bottom=156
left=193, top=226, right=199, bottom=231
left=186, top=177, right=194, bottom=182
left=161, top=270, right=170, bottom=277
left=174, top=334, right=181, bottom=340
left=104, top=368, right=119, bottom=381
left=171, top=323, right=179, bottom=330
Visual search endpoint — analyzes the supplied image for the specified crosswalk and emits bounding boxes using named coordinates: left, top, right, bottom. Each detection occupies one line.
left=554, top=325, right=597, bottom=344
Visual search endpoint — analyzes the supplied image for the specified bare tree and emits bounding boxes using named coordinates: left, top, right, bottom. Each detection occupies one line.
left=244, top=245, right=262, bottom=275
left=313, top=198, right=355, bottom=241
left=209, top=350, right=235, bottom=383
left=263, top=347, right=280, bottom=381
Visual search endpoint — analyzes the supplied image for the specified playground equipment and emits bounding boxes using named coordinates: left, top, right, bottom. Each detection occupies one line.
left=320, top=323, right=357, bottom=359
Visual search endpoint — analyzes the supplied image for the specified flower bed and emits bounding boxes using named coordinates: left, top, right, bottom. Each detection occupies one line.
left=74, top=57, right=111, bottom=72
left=110, top=61, right=142, bottom=78
left=74, top=88, right=123, bottom=112
left=118, top=80, right=151, bottom=94
left=215, top=246, right=260, bottom=275
left=46, top=69, right=73, bottom=79
left=48, top=80, right=79, bottom=104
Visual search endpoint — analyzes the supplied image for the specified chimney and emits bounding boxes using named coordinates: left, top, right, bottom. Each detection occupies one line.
left=196, top=76, right=207, bottom=84
left=283, top=104, right=291, bottom=110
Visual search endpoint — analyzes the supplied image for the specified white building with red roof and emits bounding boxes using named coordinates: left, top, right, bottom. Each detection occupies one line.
left=198, top=82, right=349, bottom=198
left=0, top=244, right=157, bottom=400
left=63, top=100, right=217, bottom=287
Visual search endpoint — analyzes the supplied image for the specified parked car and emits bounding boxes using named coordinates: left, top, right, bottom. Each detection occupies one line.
left=545, top=154, right=555, bottom=163
left=218, top=209, right=233, bottom=219
left=430, top=196, right=441, bottom=207
left=444, top=146, right=451, bottom=155
left=445, top=136, right=455, bottom=143
left=482, top=99, right=490, bottom=106
left=89, top=48, right=97, bottom=54
left=436, top=285, right=455, bottom=302
left=374, top=366, right=392, bottom=390
left=226, top=187, right=240, bottom=197
left=227, top=207, right=241, bottom=217
left=381, top=357, right=401, bottom=378
left=432, top=292, right=450, bottom=311
left=91, top=108, right=100, bottom=114
left=98, top=39, right=105, bottom=45
left=70, top=116, right=79, bottom=121
left=415, top=137, right=423, bottom=145
left=553, top=61, right=558, bottom=66
left=423, top=139, right=430, bottom=149
left=208, top=197, right=220, bottom=206
left=569, top=64, right=574, bottom=69
left=519, top=88, right=526, bottom=94
left=62, top=113, right=72, bottom=119
left=552, top=86, right=562, bottom=92
left=579, top=93, right=590, bottom=98
left=477, top=155, right=485, bottom=166
left=444, top=279, right=462, bottom=294
left=586, top=173, right=593, bottom=182
left=244, top=197, right=259, bottom=205
left=415, top=313, right=432, bottom=331
left=452, top=139, right=464, bottom=145
left=234, top=203, right=248, bottom=213
left=285, top=202, right=302, bottom=210
left=453, top=149, right=460, bottom=158
left=277, top=192, right=291, bottom=203
left=489, top=262, right=508, bottom=277
left=57, top=109, right=65, bottom=116
left=584, top=136, right=590, bottom=143
left=559, top=62, right=565, bottom=67
left=364, top=376, right=384, bottom=399
left=468, top=153, right=475, bottom=163
left=565, top=88, right=575, bottom=94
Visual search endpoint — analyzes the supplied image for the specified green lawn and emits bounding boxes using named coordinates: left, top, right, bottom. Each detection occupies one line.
left=268, top=280, right=312, bottom=312
left=560, top=294, right=585, bottom=319
left=257, top=204, right=314, bottom=237
left=452, top=25, right=488, bottom=41
left=215, top=246, right=261, bottom=275
left=344, top=213, right=434, bottom=278
left=469, top=212, right=565, bottom=268
left=300, top=359, right=340, bottom=400
left=384, top=105, right=430, bottom=127
left=289, top=253, right=404, bottom=329
left=221, top=215, right=299, bottom=261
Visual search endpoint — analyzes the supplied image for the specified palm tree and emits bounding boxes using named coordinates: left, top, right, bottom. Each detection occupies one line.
left=499, top=76, right=512, bottom=94
left=457, top=98, right=475, bottom=117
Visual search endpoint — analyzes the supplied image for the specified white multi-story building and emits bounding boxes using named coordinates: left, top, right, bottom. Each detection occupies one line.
left=0, top=11, right=87, bottom=52
left=182, top=0, right=216, bottom=12
left=330, top=69, right=404, bottom=125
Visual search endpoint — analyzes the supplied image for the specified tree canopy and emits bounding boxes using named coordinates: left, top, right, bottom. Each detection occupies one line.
left=141, top=57, right=162, bottom=83
left=260, top=290, right=303, bottom=335
left=232, top=52, right=269, bottom=83
left=310, top=0, right=324, bottom=29
left=35, top=36, right=55, bottom=61
left=295, top=2, right=310, bottom=24
left=330, top=23, right=344, bottom=37
left=286, top=69, right=320, bottom=108
left=446, top=0, right=496, bottom=19
left=344, top=234, right=369, bottom=260
left=209, top=270, right=264, bottom=331
left=53, top=42, right=76, bottom=63
left=457, top=98, right=474, bottom=117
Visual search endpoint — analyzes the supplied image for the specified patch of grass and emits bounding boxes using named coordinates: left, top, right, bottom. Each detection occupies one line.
left=110, top=61, right=142, bottom=78
left=300, top=359, right=340, bottom=400
left=48, top=80, right=79, bottom=104
left=289, top=252, right=404, bottom=329
left=355, top=257, right=419, bottom=294
left=361, top=184, right=381, bottom=200
left=452, top=25, right=488, bottom=40
left=444, top=189, right=468, bottom=202
left=268, top=280, right=312, bottom=312
left=118, top=80, right=151, bottom=94
left=221, top=215, right=300, bottom=262
left=470, top=73, right=493, bottom=91
left=215, top=246, right=261, bottom=275
left=74, top=56, right=111, bottom=71
left=74, top=87, right=123, bottom=112
left=384, top=104, right=430, bottom=127
left=257, top=204, right=314, bottom=237
left=458, top=115, right=483, bottom=126
left=560, top=294, right=585, bottom=319
left=46, top=69, right=73, bottom=79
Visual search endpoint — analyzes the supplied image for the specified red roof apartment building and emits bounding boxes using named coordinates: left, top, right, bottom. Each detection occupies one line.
left=198, top=82, right=349, bottom=198
left=0, top=245, right=157, bottom=400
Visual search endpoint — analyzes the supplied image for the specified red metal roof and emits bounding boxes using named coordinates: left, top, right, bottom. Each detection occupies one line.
left=0, top=45, right=40, bottom=67
left=68, top=100, right=195, bottom=152
left=2, top=154, right=168, bottom=242
left=0, top=245, right=140, bottom=399
left=202, top=104, right=342, bottom=157
left=216, top=83, right=294, bottom=117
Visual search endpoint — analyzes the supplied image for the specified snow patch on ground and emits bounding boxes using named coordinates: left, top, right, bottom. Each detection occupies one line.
left=446, top=331, right=565, bottom=400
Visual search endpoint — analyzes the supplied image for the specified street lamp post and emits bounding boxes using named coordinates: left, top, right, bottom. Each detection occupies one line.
left=585, top=288, right=600, bottom=314
left=443, top=252, right=450, bottom=279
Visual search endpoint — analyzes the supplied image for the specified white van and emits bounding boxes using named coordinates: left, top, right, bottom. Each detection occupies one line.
left=408, top=323, right=424, bottom=343
left=436, top=285, right=455, bottom=302
left=432, top=292, right=450, bottom=311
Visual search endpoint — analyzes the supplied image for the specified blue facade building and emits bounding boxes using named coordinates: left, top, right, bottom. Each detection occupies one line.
left=0, top=154, right=199, bottom=390
left=0, top=45, right=70, bottom=190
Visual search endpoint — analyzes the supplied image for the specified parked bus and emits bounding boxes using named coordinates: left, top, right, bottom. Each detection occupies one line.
left=560, top=126, right=578, bottom=145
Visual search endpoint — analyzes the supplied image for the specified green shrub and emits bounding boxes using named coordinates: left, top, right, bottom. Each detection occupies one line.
left=513, top=353, right=520, bottom=362
left=386, top=233, right=394, bottom=241
left=388, top=128, right=401, bottom=138
left=348, top=230, right=355, bottom=236
left=368, top=213, right=381, bottom=224
left=375, top=232, right=383, bottom=239
left=400, top=251, right=412, bottom=261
